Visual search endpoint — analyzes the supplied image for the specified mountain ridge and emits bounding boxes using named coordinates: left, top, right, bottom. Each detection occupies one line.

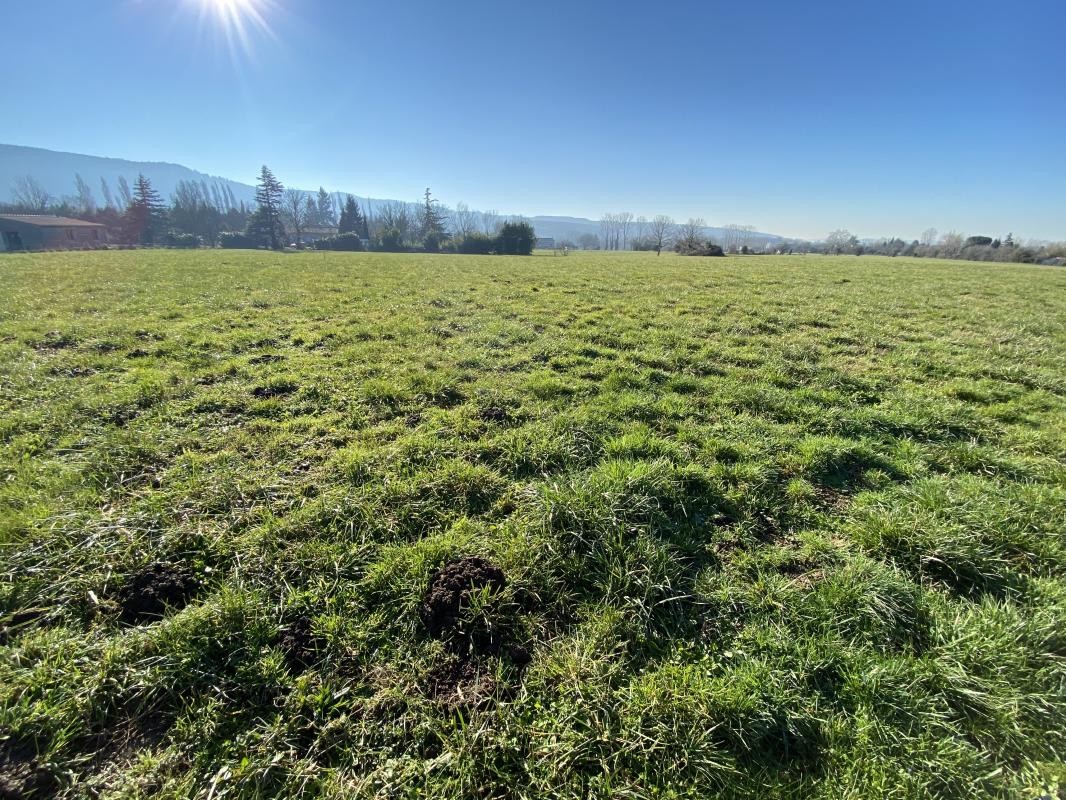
left=0, top=143, right=786, bottom=245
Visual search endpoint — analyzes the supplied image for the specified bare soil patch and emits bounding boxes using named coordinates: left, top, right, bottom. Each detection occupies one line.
left=117, top=562, right=200, bottom=624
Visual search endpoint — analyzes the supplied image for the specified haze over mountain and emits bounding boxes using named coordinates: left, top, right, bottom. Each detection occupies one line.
left=0, top=144, right=785, bottom=246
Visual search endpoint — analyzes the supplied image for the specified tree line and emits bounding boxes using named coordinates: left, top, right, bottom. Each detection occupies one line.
left=2, top=168, right=536, bottom=255
left=814, top=228, right=1065, bottom=265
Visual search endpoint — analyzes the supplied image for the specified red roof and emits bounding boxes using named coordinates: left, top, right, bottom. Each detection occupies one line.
left=0, top=214, right=106, bottom=228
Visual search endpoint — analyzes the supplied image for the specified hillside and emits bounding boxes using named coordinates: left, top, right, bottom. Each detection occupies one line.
left=0, top=144, right=785, bottom=245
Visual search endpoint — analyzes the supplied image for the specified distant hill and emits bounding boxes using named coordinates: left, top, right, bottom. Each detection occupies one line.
left=0, top=144, right=259, bottom=208
left=0, top=144, right=785, bottom=246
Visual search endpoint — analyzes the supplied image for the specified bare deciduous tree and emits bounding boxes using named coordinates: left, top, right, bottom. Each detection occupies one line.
left=283, top=189, right=309, bottom=245
left=618, top=211, right=634, bottom=250
left=451, top=202, right=478, bottom=240
left=939, top=230, right=964, bottom=257
left=826, top=229, right=859, bottom=254
left=676, top=217, right=706, bottom=252
left=480, top=209, right=502, bottom=235
left=117, top=176, right=132, bottom=208
left=11, top=175, right=52, bottom=212
left=73, top=173, right=96, bottom=214
left=633, top=216, right=648, bottom=248
left=649, top=214, right=675, bottom=255
left=920, top=227, right=938, bottom=247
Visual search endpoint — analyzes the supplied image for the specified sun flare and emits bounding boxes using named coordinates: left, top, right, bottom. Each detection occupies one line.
left=192, top=0, right=276, bottom=60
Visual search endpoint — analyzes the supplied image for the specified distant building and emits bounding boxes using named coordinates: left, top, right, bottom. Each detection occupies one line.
left=296, top=226, right=339, bottom=245
left=0, top=214, right=107, bottom=251
left=535, top=237, right=555, bottom=249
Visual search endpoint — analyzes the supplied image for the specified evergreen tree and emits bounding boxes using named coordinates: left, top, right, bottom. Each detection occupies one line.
left=418, top=187, right=448, bottom=252
left=497, top=220, right=536, bottom=255
left=125, top=174, right=167, bottom=245
left=338, top=195, right=366, bottom=237
left=248, top=165, right=286, bottom=249
left=316, top=187, right=335, bottom=227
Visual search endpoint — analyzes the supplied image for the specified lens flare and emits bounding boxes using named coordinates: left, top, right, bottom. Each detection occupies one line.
left=194, top=0, right=277, bottom=61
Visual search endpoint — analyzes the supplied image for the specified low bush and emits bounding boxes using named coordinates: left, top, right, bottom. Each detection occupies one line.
left=313, top=233, right=365, bottom=252
left=165, top=232, right=200, bottom=249
left=457, top=233, right=497, bottom=255
left=219, top=232, right=257, bottom=249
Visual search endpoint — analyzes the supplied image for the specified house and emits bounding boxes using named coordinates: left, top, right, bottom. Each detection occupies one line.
left=0, top=215, right=108, bottom=251
left=294, top=225, right=339, bottom=245
left=535, top=237, right=556, bottom=249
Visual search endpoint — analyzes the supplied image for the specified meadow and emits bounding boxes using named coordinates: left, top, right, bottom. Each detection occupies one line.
left=0, top=249, right=1064, bottom=799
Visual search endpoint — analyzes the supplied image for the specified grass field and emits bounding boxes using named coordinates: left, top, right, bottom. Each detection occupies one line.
left=1, top=249, right=1064, bottom=798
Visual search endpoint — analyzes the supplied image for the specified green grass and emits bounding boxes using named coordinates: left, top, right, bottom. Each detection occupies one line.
left=0, top=249, right=1064, bottom=798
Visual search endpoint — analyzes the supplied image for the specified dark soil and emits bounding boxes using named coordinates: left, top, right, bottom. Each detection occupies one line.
left=252, top=383, right=297, bottom=399
left=423, top=656, right=497, bottom=709
left=420, top=556, right=507, bottom=640
left=478, top=406, right=510, bottom=424
left=117, top=562, right=200, bottom=624
left=0, top=739, right=58, bottom=799
left=35, top=331, right=76, bottom=350
left=419, top=557, right=534, bottom=708
left=277, top=615, right=321, bottom=671
left=0, top=609, right=46, bottom=645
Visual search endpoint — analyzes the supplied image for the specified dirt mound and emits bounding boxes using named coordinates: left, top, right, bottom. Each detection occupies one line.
left=419, top=557, right=533, bottom=708
left=117, top=562, right=199, bottom=624
left=420, top=556, right=507, bottom=640
left=423, top=656, right=498, bottom=709
left=478, top=406, right=510, bottom=423
left=277, top=615, right=321, bottom=671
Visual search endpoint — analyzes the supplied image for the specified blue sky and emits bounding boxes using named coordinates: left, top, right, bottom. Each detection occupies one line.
left=2, top=0, right=1064, bottom=240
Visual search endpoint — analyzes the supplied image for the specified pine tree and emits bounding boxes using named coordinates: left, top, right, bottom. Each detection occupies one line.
left=316, top=187, right=335, bottom=227
left=248, top=165, right=286, bottom=249
left=125, top=174, right=167, bottom=245
left=338, top=195, right=366, bottom=237
left=419, top=187, right=448, bottom=252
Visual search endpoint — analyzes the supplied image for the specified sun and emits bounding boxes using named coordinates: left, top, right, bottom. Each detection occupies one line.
left=192, top=0, right=276, bottom=60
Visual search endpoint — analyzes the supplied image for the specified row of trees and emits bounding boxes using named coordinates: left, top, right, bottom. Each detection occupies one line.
left=2, top=169, right=535, bottom=254
left=589, top=213, right=766, bottom=254
left=818, top=228, right=1064, bottom=264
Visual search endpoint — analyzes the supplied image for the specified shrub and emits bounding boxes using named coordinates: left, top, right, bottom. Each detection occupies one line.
left=219, top=232, right=256, bottom=249
left=165, top=232, right=200, bottom=249
left=313, top=233, right=365, bottom=252
left=677, top=242, right=725, bottom=257
left=497, top=221, right=536, bottom=255
left=377, top=228, right=406, bottom=252
left=457, top=233, right=497, bottom=255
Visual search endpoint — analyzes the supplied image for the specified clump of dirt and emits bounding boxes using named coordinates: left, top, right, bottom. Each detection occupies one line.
left=252, top=382, right=297, bottom=399
left=117, top=562, right=200, bottom=624
left=0, top=739, right=58, bottom=799
left=420, top=556, right=507, bottom=641
left=248, top=353, right=283, bottom=365
left=277, top=615, right=322, bottom=672
left=419, top=557, right=534, bottom=708
left=423, top=656, right=497, bottom=709
left=35, top=331, right=76, bottom=351
left=478, top=406, right=510, bottom=424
